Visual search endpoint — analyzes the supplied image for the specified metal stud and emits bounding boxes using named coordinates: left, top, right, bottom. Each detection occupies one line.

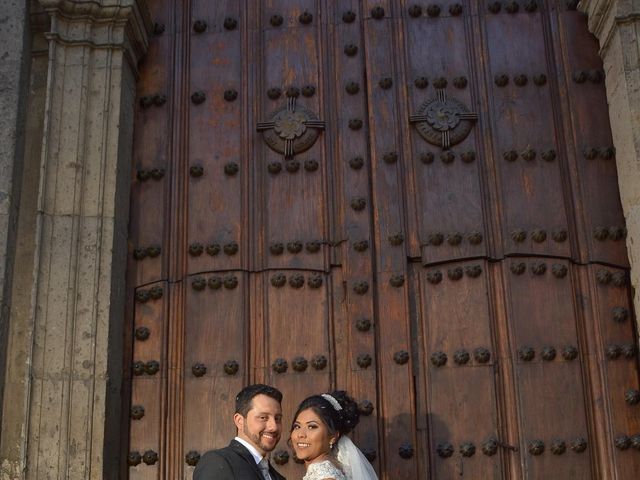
left=273, top=450, right=289, bottom=465
left=267, top=87, right=281, bottom=100
left=224, top=360, right=239, bottom=375
left=189, top=243, right=204, bottom=256
left=448, top=267, right=463, bottom=281
left=588, top=69, right=603, bottom=83
left=533, top=74, right=547, bottom=86
left=552, top=229, right=567, bottom=242
left=474, top=347, right=491, bottom=363
left=351, top=197, right=367, bottom=211
left=358, top=400, right=374, bottom=415
left=495, top=74, right=509, bottom=87
left=150, top=286, right=164, bottom=300
left=299, top=11, right=313, bottom=24
left=144, top=360, right=160, bottom=375
left=224, top=242, right=238, bottom=255
left=390, top=274, right=405, bottom=287
left=427, top=4, right=441, bottom=16
left=465, top=265, right=482, bottom=278
left=394, top=350, right=410, bottom=365
left=531, top=262, right=547, bottom=275
left=301, top=86, right=316, bottom=98
left=285, top=159, right=300, bottom=173
left=428, top=232, right=444, bottom=245
left=511, top=229, right=527, bottom=242
left=460, top=151, right=475, bottom=163
left=426, top=270, right=443, bottom=284
left=524, top=0, right=538, bottom=10
left=482, top=438, right=498, bottom=456
left=191, top=91, right=206, bottom=104
left=420, top=152, right=434, bottom=164
left=356, top=318, right=372, bottom=332
left=389, top=232, right=404, bottom=245
left=353, top=281, right=369, bottom=295
left=224, top=162, right=239, bottom=176
left=552, top=264, right=568, bottom=278
left=272, top=358, right=288, bottom=373
left=289, top=274, right=305, bottom=289
left=510, top=262, right=526, bottom=275
left=519, top=346, right=535, bottom=361
left=224, top=17, right=238, bottom=30
left=353, top=240, right=369, bottom=252
left=131, top=405, right=145, bottom=420
left=146, top=245, right=161, bottom=257
left=612, top=272, right=626, bottom=287
left=531, top=229, right=546, bottom=242
left=521, top=148, right=536, bottom=161
left=287, top=241, right=303, bottom=254
left=528, top=440, right=545, bottom=455
left=566, top=0, right=579, bottom=9
left=153, top=22, right=165, bottom=35
left=135, top=289, right=150, bottom=303
left=514, top=74, right=528, bottom=86
left=311, top=354, right=328, bottom=370
left=128, top=451, right=142, bottom=466
left=186, top=451, right=201, bottom=466
left=505, top=1, right=520, bottom=13
left=624, top=388, right=640, bottom=405
left=415, top=76, right=429, bottom=89
left=450, top=3, right=463, bottom=15
left=431, top=351, right=448, bottom=366
left=437, top=442, right=454, bottom=458
left=135, top=327, right=151, bottom=341
left=561, top=345, right=578, bottom=361
left=346, top=81, right=360, bottom=94
left=286, top=86, right=300, bottom=98
left=600, top=146, right=615, bottom=159
left=145, top=452, right=162, bottom=468
left=630, top=435, right=640, bottom=450
left=606, top=344, right=621, bottom=360
left=541, top=346, right=557, bottom=361
left=308, top=273, right=323, bottom=289
left=383, top=151, right=398, bottom=163
left=460, top=442, right=476, bottom=457
left=349, top=118, right=363, bottom=130
left=551, top=440, right=566, bottom=455
left=150, top=167, right=165, bottom=179
left=224, top=89, right=238, bottom=102
left=343, top=10, right=356, bottom=23
left=270, top=14, right=284, bottom=27
left=503, top=150, right=518, bottom=161
left=447, top=232, right=462, bottom=245
left=350, top=156, right=364, bottom=169
left=210, top=276, right=225, bottom=290
left=371, top=6, right=385, bottom=19
left=468, top=231, right=483, bottom=244
left=139, top=96, right=154, bottom=109
left=454, top=349, right=470, bottom=365
left=379, top=77, right=393, bottom=89
left=190, top=164, right=204, bottom=177
left=614, top=435, right=631, bottom=450
left=193, top=20, right=207, bottom=33
left=191, top=277, right=206, bottom=291
left=622, top=344, right=638, bottom=359
left=488, top=2, right=502, bottom=13
left=597, top=269, right=612, bottom=285
left=270, top=243, right=284, bottom=255
left=305, top=240, right=321, bottom=253
left=441, top=151, right=455, bottom=164
left=570, top=437, right=588, bottom=453
left=433, top=77, right=447, bottom=89
left=192, top=363, right=207, bottom=377
left=573, top=70, right=587, bottom=83
left=292, top=357, right=308, bottom=372
left=224, top=275, right=238, bottom=289
left=344, top=44, right=358, bottom=56
left=357, top=353, right=372, bottom=368
left=609, top=226, right=626, bottom=241
left=408, top=5, right=422, bottom=17
left=399, top=443, right=414, bottom=459
left=271, top=273, right=286, bottom=288
left=136, top=169, right=151, bottom=181
left=541, top=149, right=556, bottom=161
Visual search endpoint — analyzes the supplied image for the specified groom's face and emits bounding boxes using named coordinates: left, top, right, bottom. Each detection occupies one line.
left=235, top=394, right=283, bottom=456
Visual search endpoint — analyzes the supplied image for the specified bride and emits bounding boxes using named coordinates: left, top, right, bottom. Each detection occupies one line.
left=289, top=391, right=378, bottom=480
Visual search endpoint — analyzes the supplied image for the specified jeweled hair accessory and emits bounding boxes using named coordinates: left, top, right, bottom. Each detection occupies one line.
left=321, top=394, right=342, bottom=411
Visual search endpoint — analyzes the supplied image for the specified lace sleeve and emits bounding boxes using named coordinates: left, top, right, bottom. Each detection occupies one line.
left=303, top=460, right=347, bottom=480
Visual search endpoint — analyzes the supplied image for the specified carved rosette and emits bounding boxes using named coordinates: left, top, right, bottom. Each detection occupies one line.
left=257, top=97, right=325, bottom=158
left=410, top=90, right=477, bottom=149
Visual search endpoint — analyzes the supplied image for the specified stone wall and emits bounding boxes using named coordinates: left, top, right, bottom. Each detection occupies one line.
left=579, top=0, right=640, bottom=330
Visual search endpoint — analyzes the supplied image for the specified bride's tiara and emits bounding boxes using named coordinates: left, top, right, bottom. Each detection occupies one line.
left=321, top=393, right=343, bottom=411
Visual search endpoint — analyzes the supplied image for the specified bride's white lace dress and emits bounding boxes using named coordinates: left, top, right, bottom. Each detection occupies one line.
left=302, top=460, right=346, bottom=480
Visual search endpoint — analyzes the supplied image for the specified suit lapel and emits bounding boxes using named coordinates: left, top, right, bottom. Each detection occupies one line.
left=229, top=440, right=264, bottom=479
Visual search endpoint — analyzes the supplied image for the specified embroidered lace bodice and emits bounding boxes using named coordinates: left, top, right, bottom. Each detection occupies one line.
left=303, top=460, right=347, bottom=480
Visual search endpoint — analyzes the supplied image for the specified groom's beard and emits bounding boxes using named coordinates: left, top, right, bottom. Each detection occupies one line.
left=243, top=423, right=280, bottom=453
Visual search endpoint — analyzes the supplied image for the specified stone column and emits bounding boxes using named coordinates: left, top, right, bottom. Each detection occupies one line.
left=0, top=1, right=150, bottom=478
left=580, top=0, right=640, bottom=324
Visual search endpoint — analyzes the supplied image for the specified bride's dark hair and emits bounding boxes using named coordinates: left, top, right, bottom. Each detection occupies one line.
left=291, top=390, right=360, bottom=437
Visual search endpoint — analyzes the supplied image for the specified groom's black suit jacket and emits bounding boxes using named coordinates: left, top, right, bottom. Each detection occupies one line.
left=193, top=439, right=286, bottom=480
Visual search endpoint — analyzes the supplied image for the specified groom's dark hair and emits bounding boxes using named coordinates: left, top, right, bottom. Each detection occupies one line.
left=235, top=384, right=283, bottom=417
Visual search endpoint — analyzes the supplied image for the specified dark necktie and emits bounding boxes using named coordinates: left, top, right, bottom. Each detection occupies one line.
left=258, top=458, right=272, bottom=480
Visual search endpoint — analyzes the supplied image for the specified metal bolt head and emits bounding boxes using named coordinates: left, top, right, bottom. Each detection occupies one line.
left=353, top=281, right=369, bottom=295
left=426, top=270, right=443, bottom=284
left=524, top=0, right=538, bottom=12
left=448, top=267, right=463, bottom=281
left=394, top=350, right=410, bottom=365
left=561, top=345, right=578, bottom=361
left=514, top=74, right=528, bottom=86
left=622, top=343, right=638, bottom=359
left=191, top=91, right=206, bottom=104
left=433, top=77, right=447, bottom=89
left=531, top=229, right=547, bottom=242
left=533, top=73, right=547, bottom=86
left=299, top=11, right=313, bottom=24
left=149, top=286, right=163, bottom=300
left=398, top=443, right=414, bottom=459
left=482, top=438, right=498, bottom=456
left=272, top=358, right=288, bottom=373
left=135, top=326, right=151, bottom=341
left=453, top=76, right=468, bottom=89
left=552, top=264, right=568, bottom=278
left=193, top=20, right=207, bottom=33
left=436, top=442, right=454, bottom=458
left=267, top=87, right=281, bottom=100
left=132, top=361, right=145, bottom=376
left=351, top=197, right=367, bottom=211
left=287, top=241, right=303, bottom=253
left=289, top=274, right=305, bottom=289
left=465, top=265, right=482, bottom=278
left=414, top=76, right=429, bottom=89
left=224, top=17, right=238, bottom=30
left=143, top=450, right=159, bottom=465
left=270, top=273, right=286, bottom=287
left=131, top=405, right=145, bottom=420
left=207, top=276, right=222, bottom=290
left=185, top=450, right=201, bottom=466
left=353, top=240, right=369, bottom=252
left=615, top=435, right=631, bottom=450
left=349, top=156, right=364, bottom=169
left=192, top=363, right=207, bottom=377
left=358, top=400, right=374, bottom=416
left=371, top=6, right=385, bottom=19
left=518, top=346, right=535, bottom=361
left=224, top=89, right=238, bottom=102
left=223, top=242, right=239, bottom=255
left=344, top=44, right=358, bottom=56
left=441, top=151, right=455, bottom=164
left=223, top=275, right=238, bottom=289
left=128, top=451, right=142, bottom=466
left=570, top=437, right=588, bottom=453
left=144, top=360, right=160, bottom=375
left=305, top=241, right=321, bottom=253
left=428, top=232, right=444, bottom=245
left=356, top=353, right=372, bottom=368
left=541, top=149, right=556, bottom=161
left=488, top=1, right=502, bottom=13
left=224, top=162, right=239, bottom=176
left=270, top=14, right=284, bottom=27
left=224, top=360, right=239, bottom=375
left=311, top=354, right=328, bottom=370
left=190, top=164, right=204, bottom=177
left=447, top=232, right=462, bottom=245
left=630, top=434, right=640, bottom=450
left=505, top=1, right=520, bottom=13
left=521, top=148, right=536, bottom=161
left=459, top=442, right=476, bottom=457
left=550, top=440, right=566, bottom=455
left=153, top=22, right=165, bottom=35
left=531, top=262, right=547, bottom=275
left=624, top=388, right=640, bottom=405
left=510, top=262, right=526, bottom=275
left=450, top=3, right=463, bottom=15
left=379, top=77, right=393, bottom=89
left=431, top=351, right=447, bottom=367
left=292, top=356, right=308, bottom=372
left=460, top=151, right=475, bottom=163
left=285, top=86, right=300, bottom=98
left=612, top=306, right=629, bottom=323
left=453, top=349, right=470, bottom=365
left=356, top=318, right=372, bottom=332
left=189, top=242, right=204, bottom=256
left=390, top=274, right=405, bottom=287
left=343, top=10, right=356, bottom=23
left=307, top=273, right=323, bottom=289
left=383, top=151, right=398, bottom=163
left=541, top=346, right=557, bottom=361
left=605, top=344, right=621, bottom=360
left=273, top=450, right=289, bottom=465
left=495, top=74, right=509, bottom=87
left=133, top=247, right=147, bottom=260
left=474, top=347, right=491, bottom=363
left=348, top=118, right=363, bottom=130
left=135, top=289, right=150, bottom=303
left=270, top=243, right=284, bottom=256
left=528, top=440, right=545, bottom=455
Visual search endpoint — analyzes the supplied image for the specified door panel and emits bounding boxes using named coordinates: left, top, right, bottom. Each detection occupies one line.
left=126, top=1, right=640, bottom=479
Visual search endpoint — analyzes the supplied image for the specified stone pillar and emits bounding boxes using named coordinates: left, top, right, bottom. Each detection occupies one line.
left=580, top=0, right=640, bottom=324
left=0, top=0, right=32, bottom=436
left=0, top=1, right=150, bottom=478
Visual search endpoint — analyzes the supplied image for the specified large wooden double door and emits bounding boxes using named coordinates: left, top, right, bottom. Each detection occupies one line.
left=126, top=0, right=640, bottom=478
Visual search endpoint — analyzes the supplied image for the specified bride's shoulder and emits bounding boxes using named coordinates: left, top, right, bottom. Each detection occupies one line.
left=303, top=459, right=347, bottom=480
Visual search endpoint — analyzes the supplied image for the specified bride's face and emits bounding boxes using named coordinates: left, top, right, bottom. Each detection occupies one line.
left=290, top=408, right=337, bottom=465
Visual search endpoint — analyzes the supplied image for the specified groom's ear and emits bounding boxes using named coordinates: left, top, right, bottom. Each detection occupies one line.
left=233, top=412, right=245, bottom=430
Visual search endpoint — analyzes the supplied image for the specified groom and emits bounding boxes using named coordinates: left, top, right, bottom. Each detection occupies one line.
left=194, top=384, right=286, bottom=480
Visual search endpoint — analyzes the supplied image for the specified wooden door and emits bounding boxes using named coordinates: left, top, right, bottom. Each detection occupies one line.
left=125, top=1, right=640, bottom=478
